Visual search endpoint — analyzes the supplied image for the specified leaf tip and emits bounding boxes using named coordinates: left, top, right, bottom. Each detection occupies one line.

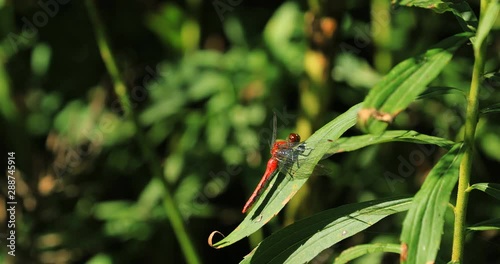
left=208, top=230, right=226, bottom=248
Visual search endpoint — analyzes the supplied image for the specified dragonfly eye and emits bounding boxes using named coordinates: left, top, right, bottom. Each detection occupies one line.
left=288, top=133, right=301, bottom=142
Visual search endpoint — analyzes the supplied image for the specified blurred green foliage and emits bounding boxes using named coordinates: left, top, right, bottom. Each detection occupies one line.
left=0, top=0, right=498, bottom=263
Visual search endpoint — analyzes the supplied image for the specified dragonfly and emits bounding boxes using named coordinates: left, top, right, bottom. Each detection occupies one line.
left=242, top=115, right=310, bottom=214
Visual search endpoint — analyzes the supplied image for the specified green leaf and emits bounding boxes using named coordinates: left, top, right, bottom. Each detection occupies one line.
left=396, top=0, right=454, bottom=13
left=474, top=0, right=499, bottom=51
left=208, top=104, right=361, bottom=248
left=187, top=72, right=228, bottom=101
left=94, top=201, right=138, bottom=220
left=326, top=130, right=455, bottom=155
left=86, top=253, right=113, bottom=264
left=395, top=1, right=478, bottom=33
left=264, top=2, right=306, bottom=75
left=31, top=43, right=52, bottom=77
left=468, top=218, right=500, bottom=231
left=480, top=102, right=500, bottom=114
left=335, top=243, right=401, bottom=264
left=447, top=1, right=479, bottom=33
left=468, top=183, right=500, bottom=200
left=146, top=3, right=185, bottom=50
left=241, top=197, right=412, bottom=264
left=400, top=144, right=465, bottom=264
left=417, top=86, right=466, bottom=100
left=359, top=33, right=470, bottom=134
left=333, top=53, right=381, bottom=89
left=223, top=17, right=247, bottom=46
left=139, top=91, right=186, bottom=125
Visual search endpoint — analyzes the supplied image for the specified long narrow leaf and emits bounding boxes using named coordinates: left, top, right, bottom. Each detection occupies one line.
left=241, top=197, right=412, bottom=264
left=468, top=218, right=500, bottom=231
left=326, top=130, right=454, bottom=156
left=474, top=0, right=499, bottom=51
left=335, top=243, right=401, bottom=264
left=468, top=183, right=500, bottom=200
left=396, top=0, right=478, bottom=33
left=400, top=144, right=465, bottom=264
left=359, top=33, right=470, bottom=134
left=417, top=86, right=466, bottom=100
left=480, top=103, right=500, bottom=115
left=209, top=104, right=362, bottom=248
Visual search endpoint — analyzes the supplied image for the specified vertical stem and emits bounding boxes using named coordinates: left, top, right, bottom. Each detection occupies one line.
left=85, top=1, right=201, bottom=264
left=451, top=1, right=488, bottom=261
left=85, top=0, right=130, bottom=115
left=371, top=0, right=392, bottom=74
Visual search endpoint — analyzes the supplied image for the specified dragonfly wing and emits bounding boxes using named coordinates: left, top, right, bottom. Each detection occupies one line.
left=270, top=112, right=277, bottom=148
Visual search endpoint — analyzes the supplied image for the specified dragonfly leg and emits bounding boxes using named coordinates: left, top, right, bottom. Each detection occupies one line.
left=293, top=143, right=311, bottom=168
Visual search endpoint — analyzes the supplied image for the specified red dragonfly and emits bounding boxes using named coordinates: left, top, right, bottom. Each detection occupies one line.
left=242, top=115, right=308, bottom=213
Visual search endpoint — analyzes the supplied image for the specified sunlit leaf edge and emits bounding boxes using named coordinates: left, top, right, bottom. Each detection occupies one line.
left=326, top=130, right=454, bottom=155
left=467, top=218, right=500, bottom=231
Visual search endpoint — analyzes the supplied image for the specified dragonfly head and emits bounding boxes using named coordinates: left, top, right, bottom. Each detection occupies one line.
left=288, top=133, right=301, bottom=143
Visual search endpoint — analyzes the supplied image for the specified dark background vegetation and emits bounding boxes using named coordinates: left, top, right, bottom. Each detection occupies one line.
left=0, top=0, right=499, bottom=263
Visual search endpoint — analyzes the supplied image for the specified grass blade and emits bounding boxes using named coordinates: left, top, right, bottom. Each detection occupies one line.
left=468, top=218, right=500, bottom=231
left=417, top=86, right=466, bottom=100
left=326, top=130, right=454, bottom=155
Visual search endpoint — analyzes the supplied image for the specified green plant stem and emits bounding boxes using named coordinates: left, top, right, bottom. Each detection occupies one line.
left=371, top=0, right=392, bottom=74
left=451, top=1, right=488, bottom=261
left=85, top=1, right=201, bottom=264
left=85, top=1, right=130, bottom=115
